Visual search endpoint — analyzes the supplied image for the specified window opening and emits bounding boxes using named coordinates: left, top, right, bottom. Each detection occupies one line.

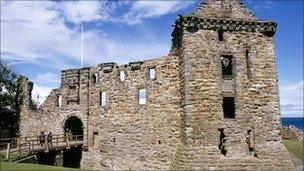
left=246, top=50, right=251, bottom=79
left=93, top=132, right=99, bottom=147
left=139, top=89, right=146, bottom=105
left=100, top=92, right=107, bottom=106
left=120, top=71, right=126, bottom=81
left=56, top=95, right=62, bottom=107
left=93, top=74, right=99, bottom=84
left=149, top=68, right=156, bottom=79
left=218, top=128, right=227, bottom=156
left=218, top=30, right=224, bottom=41
left=223, top=97, right=235, bottom=118
left=221, top=55, right=233, bottom=76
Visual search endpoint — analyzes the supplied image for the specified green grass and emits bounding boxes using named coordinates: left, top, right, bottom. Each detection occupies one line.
left=283, top=139, right=304, bottom=161
left=0, top=162, right=92, bottom=171
left=0, top=154, right=4, bottom=161
left=0, top=152, right=29, bottom=162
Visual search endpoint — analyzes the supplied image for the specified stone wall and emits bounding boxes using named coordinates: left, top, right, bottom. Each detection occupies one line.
left=170, top=0, right=293, bottom=170
left=81, top=56, right=183, bottom=170
left=18, top=0, right=295, bottom=170
left=282, top=126, right=304, bottom=141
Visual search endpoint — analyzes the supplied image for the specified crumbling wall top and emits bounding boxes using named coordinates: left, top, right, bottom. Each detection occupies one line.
left=188, top=0, right=257, bottom=21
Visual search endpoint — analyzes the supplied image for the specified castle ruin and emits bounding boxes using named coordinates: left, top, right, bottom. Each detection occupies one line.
left=18, top=0, right=295, bottom=170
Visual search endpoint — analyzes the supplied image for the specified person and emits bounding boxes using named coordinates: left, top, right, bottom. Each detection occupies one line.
left=47, top=132, right=53, bottom=146
left=42, top=131, right=46, bottom=145
left=38, top=131, right=44, bottom=146
left=65, top=128, right=72, bottom=141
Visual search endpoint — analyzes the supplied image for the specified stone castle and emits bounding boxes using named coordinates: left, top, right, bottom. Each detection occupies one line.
left=18, top=0, right=295, bottom=170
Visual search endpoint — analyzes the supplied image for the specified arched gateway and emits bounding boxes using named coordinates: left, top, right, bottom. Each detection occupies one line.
left=63, top=116, right=84, bottom=137
left=62, top=116, right=84, bottom=168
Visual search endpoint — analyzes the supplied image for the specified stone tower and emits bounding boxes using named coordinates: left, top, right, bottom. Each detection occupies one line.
left=170, top=0, right=294, bottom=170
left=17, top=76, right=34, bottom=136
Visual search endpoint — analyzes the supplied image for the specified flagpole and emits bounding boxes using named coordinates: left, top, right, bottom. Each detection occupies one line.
left=81, top=24, right=84, bottom=68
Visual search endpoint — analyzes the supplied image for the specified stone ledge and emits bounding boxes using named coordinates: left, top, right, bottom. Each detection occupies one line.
left=172, top=16, right=277, bottom=37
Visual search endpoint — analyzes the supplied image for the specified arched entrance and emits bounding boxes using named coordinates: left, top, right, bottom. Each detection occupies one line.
left=62, top=116, right=83, bottom=168
left=63, top=116, right=84, bottom=136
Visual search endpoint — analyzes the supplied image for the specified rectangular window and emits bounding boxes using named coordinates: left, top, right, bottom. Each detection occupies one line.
left=100, top=92, right=107, bottom=106
left=149, top=68, right=156, bottom=79
left=56, top=95, right=62, bottom=107
left=223, top=97, right=235, bottom=118
left=246, top=50, right=251, bottom=79
left=92, top=132, right=99, bottom=147
left=139, top=89, right=146, bottom=105
left=120, top=71, right=125, bottom=81
left=218, top=30, right=224, bottom=41
left=93, top=74, right=99, bottom=84
left=58, top=95, right=62, bottom=107
left=221, top=55, right=233, bottom=76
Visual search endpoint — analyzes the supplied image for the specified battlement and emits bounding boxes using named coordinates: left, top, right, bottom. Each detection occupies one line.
left=172, top=16, right=277, bottom=37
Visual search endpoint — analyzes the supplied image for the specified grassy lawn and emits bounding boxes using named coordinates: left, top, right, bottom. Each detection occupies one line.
left=0, top=162, right=93, bottom=171
left=283, top=139, right=304, bottom=161
left=0, top=152, right=29, bottom=162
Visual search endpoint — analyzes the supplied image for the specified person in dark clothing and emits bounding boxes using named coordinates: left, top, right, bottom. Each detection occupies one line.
left=47, top=132, right=53, bottom=146
left=42, top=131, right=46, bottom=145
left=39, top=131, right=44, bottom=146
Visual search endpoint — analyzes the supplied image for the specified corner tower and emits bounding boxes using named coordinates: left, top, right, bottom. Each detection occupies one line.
left=171, top=0, right=294, bottom=170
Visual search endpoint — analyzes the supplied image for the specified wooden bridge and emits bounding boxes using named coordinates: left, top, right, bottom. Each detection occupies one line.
left=0, top=134, right=83, bottom=161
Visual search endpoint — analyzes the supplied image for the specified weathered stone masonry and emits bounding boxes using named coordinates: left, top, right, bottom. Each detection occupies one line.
left=18, top=0, right=295, bottom=170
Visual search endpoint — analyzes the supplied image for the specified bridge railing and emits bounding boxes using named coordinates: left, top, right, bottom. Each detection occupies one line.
left=0, top=134, right=83, bottom=161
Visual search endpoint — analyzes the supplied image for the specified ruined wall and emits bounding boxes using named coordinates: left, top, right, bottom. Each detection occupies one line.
left=170, top=0, right=294, bottom=170
left=171, top=27, right=293, bottom=171
left=81, top=56, right=182, bottom=170
left=189, top=0, right=257, bottom=21
left=18, top=56, right=183, bottom=170
left=18, top=68, right=90, bottom=145
left=282, top=126, right=304, bottom=141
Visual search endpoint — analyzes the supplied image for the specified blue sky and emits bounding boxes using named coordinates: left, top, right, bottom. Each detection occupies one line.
left=1, top=0, right=303, bottom=117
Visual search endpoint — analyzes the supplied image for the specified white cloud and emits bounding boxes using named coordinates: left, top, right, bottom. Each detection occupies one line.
left=1, top=1, right=79, bottom=68
left=34, top=72, right=60, bottom=85
left=123, top=1, right=195, bottom=25
left=60, top=1, right=114, bottom=24
left=32, top=84, right=54, bottom=105
left=1, top=1, right=193, bottom=105
left=252, top=0, right=273, bottom=12
left=279, top=80, right=304, bottom=117
left=1, top=1, right=176, bottom=69
left=31, top=72, right=60, bottom=105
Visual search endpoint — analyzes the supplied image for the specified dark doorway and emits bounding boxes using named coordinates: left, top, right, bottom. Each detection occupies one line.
left=223, top=97, right=235, bottom=118
left=37, top=150, right=56, bottom=165
left=64, top=116, right=83, bottom=136
left=63, top=146, right=83, bottom=168
left=63, top=116, right=83, bottom=168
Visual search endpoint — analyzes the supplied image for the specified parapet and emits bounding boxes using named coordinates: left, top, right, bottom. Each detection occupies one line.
left=98, top=62, right=116, bottom=73
left=129, top=61, right=144, bottom=70
left=172, top=16, right=277, bottom=37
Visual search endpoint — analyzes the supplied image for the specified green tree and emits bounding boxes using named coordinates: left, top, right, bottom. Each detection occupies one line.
left=0, top=58, right=19, bottom=138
